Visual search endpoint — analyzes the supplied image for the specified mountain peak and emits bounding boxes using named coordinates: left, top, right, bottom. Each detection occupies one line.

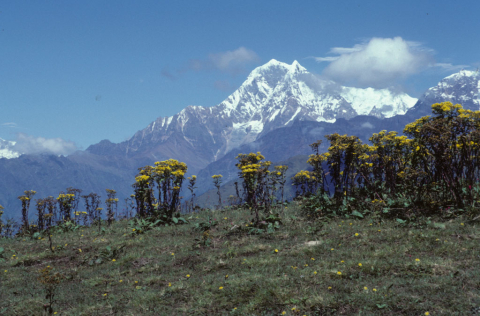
left=443, top=69, right=479, bottom=81
left=290, top=60, right=306, bottom=73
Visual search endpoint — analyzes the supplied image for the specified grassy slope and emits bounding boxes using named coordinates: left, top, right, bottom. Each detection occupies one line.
left=0, top=204, right=479, bottom=316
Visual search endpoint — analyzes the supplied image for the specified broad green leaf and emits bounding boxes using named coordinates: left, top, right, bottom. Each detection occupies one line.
left=351, top=210, right=364, bottom=218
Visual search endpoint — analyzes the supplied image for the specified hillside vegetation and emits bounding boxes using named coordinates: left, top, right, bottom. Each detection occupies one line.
left=0, top=204, right=479, bottom=315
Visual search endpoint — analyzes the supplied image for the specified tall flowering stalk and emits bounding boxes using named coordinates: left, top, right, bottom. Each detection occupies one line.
left=133, top=159, right=188, bottom=221
left=235, top=152, right=271, bottom=223
left=66, top=187, right=82, bottom=225
left=187, top=175, right=197, bottom=212
left=35, top=199, right=46, bottom=231
left=105, top=189, right=118, bottom=226
left=212, top=174, right=223, bottom=209
left=56, top=193, right=75, bottom=223
left=82, top=193, right=101, bottom=226
left=43, top=197, right=56, bottom=228
left=0, top=205, right=4, bottom=236
left=18, top=190, right=36, bottom=233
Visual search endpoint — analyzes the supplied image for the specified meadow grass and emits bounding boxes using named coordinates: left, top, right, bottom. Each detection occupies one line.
left=0, top=203, right=479, bottom=315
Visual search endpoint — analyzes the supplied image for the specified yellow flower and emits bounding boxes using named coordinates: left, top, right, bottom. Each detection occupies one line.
left=304, top=264, right=308, bottom=267
left=328, top=286, right=332, bottom=290
left=313, top=271, right=317, bottom=275
left=275, top=249, right=278, bottom=253
left=425, top=313, right=430, bottom=316
left=224, top=217, right=227, bottom=220
left=415, top=258, right=420, bottom=262
left=461, top=223, right=464, bottom=226
left=311, top=258, right=315, bottom=261
left=364, top=286, right=368, bottom=290
left=4, top=270, right=7, bottom=273
left=119, top=280, right=123, bottom=282
left=331, top=248, right=334, bottom=251
left=341, top=260, right=344, bottom=263
left=373, top=288, right=377, bottom=292
left=355, top=233, right=359, bottom=236
left=282, top=312, right=286, bottom=315
left=337, top=271, right=342, bottom=275
left=78, top=249, right=82, bottom=252
left=103, top=293, right=107, bottom=296
left=349, top=223, right=352, bottom=225
left=219, top=286, right=224, bottom=290
left=135, top=281, right=138, bottom=284
left=358, top=263, right=362, bottom=267
left=171, top=253, right=174, bottom=256
left=186, top=274, right=190, bottom=278
left=112, top=259, right=116, bottom=262
left=168, top=282, right=172, bottom=287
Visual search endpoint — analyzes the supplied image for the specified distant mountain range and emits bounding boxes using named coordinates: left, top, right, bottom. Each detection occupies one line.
left=1, top=60, right=479, bottom=218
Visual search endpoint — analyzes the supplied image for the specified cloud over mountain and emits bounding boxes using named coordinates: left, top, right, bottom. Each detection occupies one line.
left=163, top=47, right=260, bottom=79
left=12, top=133, right=78, bottom=156
left=316, top=37, right=432, bottom=88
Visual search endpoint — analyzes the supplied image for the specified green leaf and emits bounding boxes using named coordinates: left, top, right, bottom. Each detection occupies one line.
left=351, top=210, right=364, bottom=218
left=0, top=247, right=4, bottom=253
left=106, top=246, right=111, bottom=252
left=433, top=222, right=446, bottom=229
left=376, top=304, right=387, bottom=309
left=172, top=217, right=179, bottom=224
left=95, top=258, right=103, bottom=264
left=396, top=218, right=406, bottom=224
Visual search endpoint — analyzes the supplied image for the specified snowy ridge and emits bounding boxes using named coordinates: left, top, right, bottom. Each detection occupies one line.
left=121, top=59, right=419, bottom=161
left=420, top=69, right=480, bottom=110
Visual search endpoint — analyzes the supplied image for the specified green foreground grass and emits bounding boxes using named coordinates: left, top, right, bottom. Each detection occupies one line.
left=1, top=203, right=479, bottom=315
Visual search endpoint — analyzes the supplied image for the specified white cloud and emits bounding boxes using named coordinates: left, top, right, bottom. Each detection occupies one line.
left=178, top=47, right=260, bottom=76
left=315, top=37, right=434, bottom=88
left=208, top=47, right=260, bottom=71
left=361, top=122, right=375, bottom=129
left=329, top=45, right=364, bottom=55
left=2, top=122, right=17, bottom=128
left=12, top=133, right=78, bottom=156
left=312, top=56, right=339, bottom=63
left=433, top=63, right=469, bottom=72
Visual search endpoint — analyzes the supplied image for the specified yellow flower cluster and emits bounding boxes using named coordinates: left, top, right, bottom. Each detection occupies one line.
left=293, top=170, right=316, bottom=182
left=135, top=175, right=150, bottom=183
left=211, top=174, right=223, bottom=179
left=57, top=193, right=75, bottom=201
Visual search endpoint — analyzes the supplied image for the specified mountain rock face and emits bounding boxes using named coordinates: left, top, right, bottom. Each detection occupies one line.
left=86, top=60, right=417, bottom=173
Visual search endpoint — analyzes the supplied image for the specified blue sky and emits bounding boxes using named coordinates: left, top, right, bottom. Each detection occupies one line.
left=1, top=0, right=479, bottom=153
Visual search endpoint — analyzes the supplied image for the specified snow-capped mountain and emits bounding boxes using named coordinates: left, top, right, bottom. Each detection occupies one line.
left=0, top=138, right=20, bottom=159
left=87, top=59, right=417, bottom=171
left=406, top=69, right=480, bottom=119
